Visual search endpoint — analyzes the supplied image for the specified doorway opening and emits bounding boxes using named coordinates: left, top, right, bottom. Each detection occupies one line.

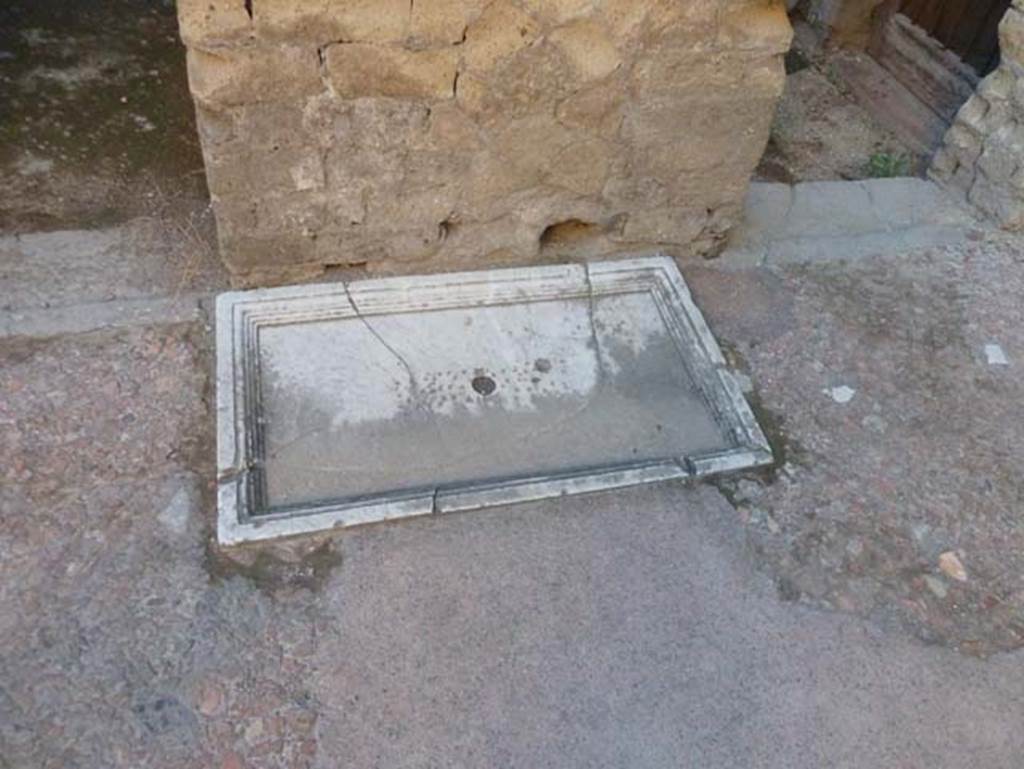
left=869, top=0, right=1012, bottom=123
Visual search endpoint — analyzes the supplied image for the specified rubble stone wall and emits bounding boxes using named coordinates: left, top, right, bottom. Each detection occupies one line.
left=930, top=0, right=1024, bottom=230
left=179, top=0, right=792, bottom=282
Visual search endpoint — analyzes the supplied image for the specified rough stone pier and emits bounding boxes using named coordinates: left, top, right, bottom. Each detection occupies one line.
left=180, top=0, right=793, bottom=282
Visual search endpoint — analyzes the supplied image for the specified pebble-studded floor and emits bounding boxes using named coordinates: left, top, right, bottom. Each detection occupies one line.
left=690, top=230, right=1024, bottom=656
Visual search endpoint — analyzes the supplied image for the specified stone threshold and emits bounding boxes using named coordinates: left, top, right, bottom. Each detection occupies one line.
left=715, top=178, right=982, bottom=269
left=0, top=293, right=207, bottom=339
left=215, top=256, right=772, bottom=545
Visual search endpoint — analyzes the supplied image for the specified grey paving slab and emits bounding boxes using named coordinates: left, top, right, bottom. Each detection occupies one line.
left=0, top=293, right=206, bottom=338
left=717, top=179, right=982, bottom=268
left=0, top=221, right=226, bottom=312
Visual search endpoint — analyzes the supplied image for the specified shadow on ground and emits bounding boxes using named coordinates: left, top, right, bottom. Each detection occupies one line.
left=0, top=0, right=208, bottom=232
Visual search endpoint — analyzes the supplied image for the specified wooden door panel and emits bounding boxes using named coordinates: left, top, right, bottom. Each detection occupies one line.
left=964, top=2, right=1011, bottom=72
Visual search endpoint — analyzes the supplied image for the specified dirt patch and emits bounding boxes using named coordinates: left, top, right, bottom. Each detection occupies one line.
left=756, top=66, right=923, bottom=183
left=205, top=540, right=344, bottom=594
left=0, top=0, right=207, bottom=232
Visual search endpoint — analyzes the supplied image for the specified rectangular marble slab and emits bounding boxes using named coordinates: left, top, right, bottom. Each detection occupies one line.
left=216, top=256, right=772, bottom=545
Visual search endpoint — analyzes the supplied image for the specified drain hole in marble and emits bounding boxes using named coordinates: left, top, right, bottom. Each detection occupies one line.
left=472, top=375, right=497, bottom=396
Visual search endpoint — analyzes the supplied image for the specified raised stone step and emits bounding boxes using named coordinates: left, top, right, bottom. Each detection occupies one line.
left=717, top=178, right=981, bottom=268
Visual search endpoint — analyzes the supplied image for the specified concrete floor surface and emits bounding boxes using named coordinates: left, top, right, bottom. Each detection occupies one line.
left=3, top=225, right=1023, bottom=768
